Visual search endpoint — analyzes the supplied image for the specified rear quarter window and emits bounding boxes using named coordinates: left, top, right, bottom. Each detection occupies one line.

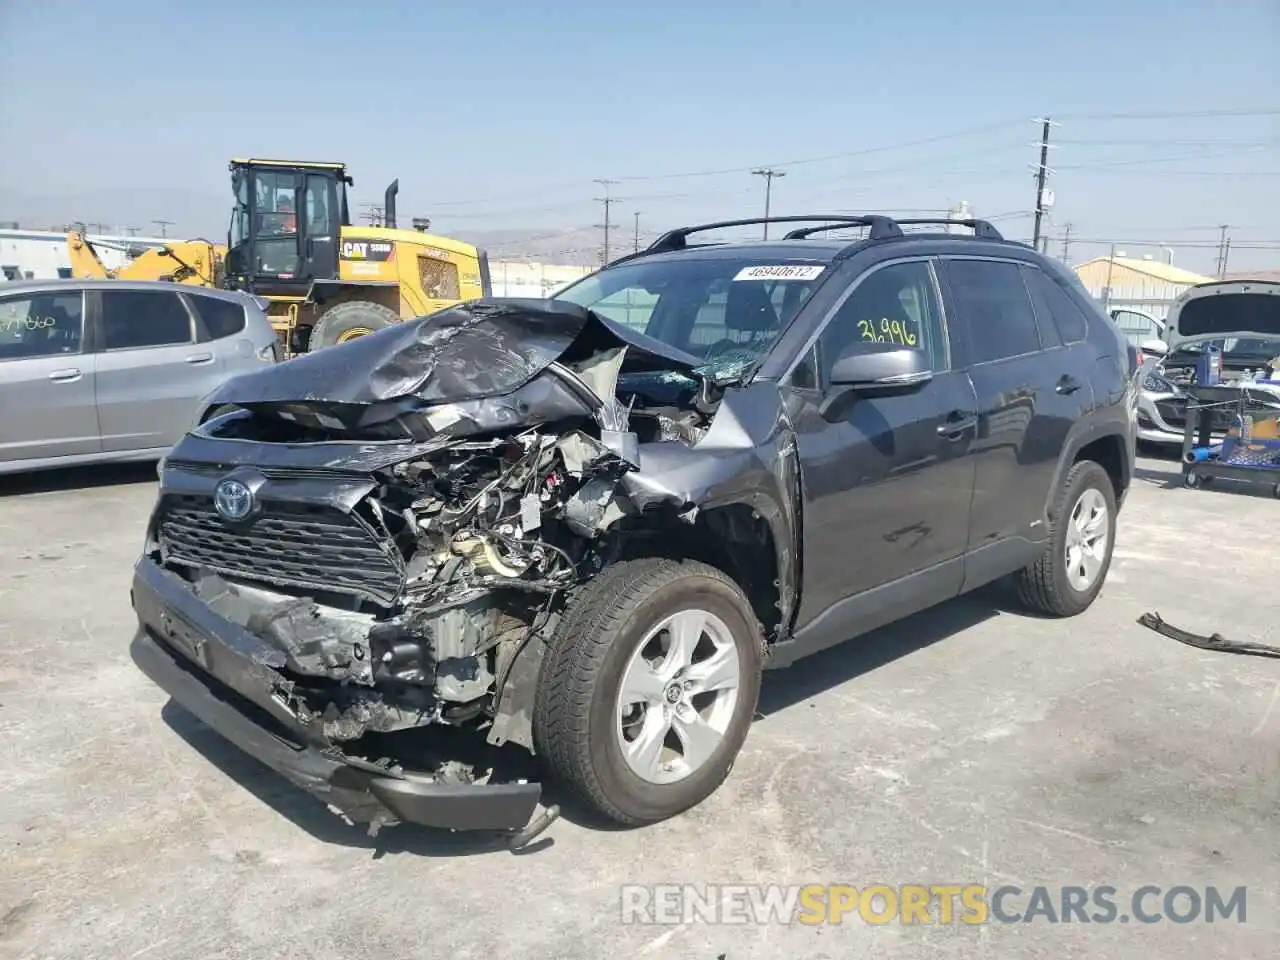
left=192, top=295, right=247, bottom=339
left=1025, top=267, right=1090, bottom=344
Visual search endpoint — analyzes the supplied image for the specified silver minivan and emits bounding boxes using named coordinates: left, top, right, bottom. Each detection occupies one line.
left=0, top=279, right=280, bottom=474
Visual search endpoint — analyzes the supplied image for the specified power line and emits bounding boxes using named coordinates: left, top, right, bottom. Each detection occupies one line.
left=751, top=168, right=786, bottom=239
left=1054, top=107, right=1280, bottom=120
left=424, top=120, right=1028, bottom=209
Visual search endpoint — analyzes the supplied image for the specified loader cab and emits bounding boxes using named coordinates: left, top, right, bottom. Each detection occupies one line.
left=224, top=159, right=349, bottom=296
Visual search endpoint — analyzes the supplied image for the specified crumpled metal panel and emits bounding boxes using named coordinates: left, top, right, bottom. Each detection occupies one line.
left=203, top=298, right=700, bottom=408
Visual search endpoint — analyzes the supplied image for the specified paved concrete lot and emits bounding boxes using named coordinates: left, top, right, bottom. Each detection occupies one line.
left=1, top=455, right=1276, bottom=959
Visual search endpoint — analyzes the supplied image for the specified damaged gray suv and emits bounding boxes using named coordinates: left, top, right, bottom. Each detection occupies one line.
left=130, top=215, right=1138, bottom=842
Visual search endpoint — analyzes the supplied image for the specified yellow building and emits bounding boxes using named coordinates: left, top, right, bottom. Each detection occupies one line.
left=1074, top=255, right=1212, bottom=341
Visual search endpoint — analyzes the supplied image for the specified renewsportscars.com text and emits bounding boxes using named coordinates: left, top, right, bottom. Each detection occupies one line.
left=620, top=883, right=1248, bottom=926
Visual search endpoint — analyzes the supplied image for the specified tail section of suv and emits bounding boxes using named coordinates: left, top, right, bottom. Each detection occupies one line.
left=128, top=215, right=1136, bottom=839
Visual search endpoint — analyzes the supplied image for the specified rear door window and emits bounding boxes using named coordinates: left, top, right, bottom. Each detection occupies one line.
left=189, top=295, right=246, bottom=339
left=1025, top=268, right=1091, bottom=344
left=941, top=259, right=1041, bottom=364
left=0, top=292, right=85, bottom=360
left=101, top=291, right=194, bottom=350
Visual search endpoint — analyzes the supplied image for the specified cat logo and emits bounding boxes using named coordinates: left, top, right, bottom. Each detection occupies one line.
left=340, top=240, right=394, bottom=261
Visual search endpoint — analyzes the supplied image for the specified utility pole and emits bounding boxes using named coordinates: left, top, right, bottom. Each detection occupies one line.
left=1060, top=222, right=1073, bottom=263
left=593, top=179, right=619, bottom=263
left=152, top=219, right=173, bottom=238
left=360, top=204, right=384, bottom=227
left=633, top=210, right=642, bottom=253
left=1031, top=117, right=1056, bottom=251
left=1215, top=224, right=1230, bottom=277
left=1221, top=237, right=1232, bottom=277
left=751, top=168, right=786, bottom=238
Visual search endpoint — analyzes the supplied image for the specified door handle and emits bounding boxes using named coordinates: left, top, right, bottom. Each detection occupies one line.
left=1056, top=375, right=1082, bottom=395
left=184, top=352, right=214, bottom=365
left=48, top=368, right=82, bottom=383
left=937, top=411, right=978, bottom=439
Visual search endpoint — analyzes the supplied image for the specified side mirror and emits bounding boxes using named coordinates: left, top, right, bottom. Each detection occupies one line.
left=820, top=342, right=932, bottom=419
left=1139, top=338, right=1168, bottom=358
left=829, top=341, right=932, bottom=390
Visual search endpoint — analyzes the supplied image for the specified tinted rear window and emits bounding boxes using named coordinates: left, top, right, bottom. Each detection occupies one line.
left=941, top=259, right=1041, bottom=363
left=192, top=295, right=247, bottom=339
left=1025, top=267, right=1090, bottom=344
left=1177, top=292, right=1280, bottom=338
left=101, top=291, right=192, bottom=349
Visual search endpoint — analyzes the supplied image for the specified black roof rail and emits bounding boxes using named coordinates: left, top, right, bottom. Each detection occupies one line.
left=891, top=218, right=1004, bottom=240
left=783, top=222, right=890, bottom=240
left=645, top=215, right=903, bottom=254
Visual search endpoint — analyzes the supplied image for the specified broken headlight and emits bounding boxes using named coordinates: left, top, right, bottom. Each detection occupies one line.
left=1142, top=370, right=1179, bottom=395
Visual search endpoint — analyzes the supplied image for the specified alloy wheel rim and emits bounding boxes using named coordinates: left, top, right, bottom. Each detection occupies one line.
left=615, top=608, right=741, bottom=785
left=1064, top=487, right=1110, bottom=591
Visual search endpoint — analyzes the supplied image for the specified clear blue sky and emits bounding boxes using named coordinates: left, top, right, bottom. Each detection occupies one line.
left=1, top=0, right=1276, bottom=272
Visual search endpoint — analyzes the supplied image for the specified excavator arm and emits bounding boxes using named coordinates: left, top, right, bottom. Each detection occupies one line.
left=66, top=231, right=225, bottom=287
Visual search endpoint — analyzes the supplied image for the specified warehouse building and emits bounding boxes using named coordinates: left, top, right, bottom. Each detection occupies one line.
left=0, top=227, right=591, bottom=296
left=0, top=227, right=169, bottom=281
left=1074, top=253, right=1212, bottom=342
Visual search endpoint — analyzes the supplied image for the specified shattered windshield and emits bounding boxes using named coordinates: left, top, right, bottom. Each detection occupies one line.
left=553, top=256, right=829, bottom=380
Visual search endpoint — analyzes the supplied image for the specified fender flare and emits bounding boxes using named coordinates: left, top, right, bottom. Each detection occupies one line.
left=1044, top=418, right=1133, bottom=520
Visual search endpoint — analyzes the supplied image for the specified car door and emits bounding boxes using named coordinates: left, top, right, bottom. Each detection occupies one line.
left=937, top=257, right=1093, bottom=568
left=0, top=288, right=100, bottom=466
left=783, top=257, right=979, bottom=642
left=93, top=288, right=225, bottom=452
left=185, top=291, right=265, bottom=375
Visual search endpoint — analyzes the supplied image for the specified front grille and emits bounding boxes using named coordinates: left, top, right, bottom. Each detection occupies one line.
left=1155, top=398, right=1239, bottom=433
left=1155, top=399, right=1187, bottom=428
left=158, top=495, right=403, bottom=605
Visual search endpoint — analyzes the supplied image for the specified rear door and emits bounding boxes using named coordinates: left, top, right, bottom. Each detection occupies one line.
left=938, top=257, right=1091, bottom=553
left=0, top=288, right=100, bottom=465
left=94, top=289, right=224, bottom=452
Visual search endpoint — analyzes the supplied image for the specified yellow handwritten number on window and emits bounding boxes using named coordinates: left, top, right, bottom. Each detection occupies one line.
left=857, top=317, right=917, bottom=346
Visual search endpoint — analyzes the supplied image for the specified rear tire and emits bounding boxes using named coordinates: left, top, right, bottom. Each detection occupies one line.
left=1015, top=460, right=1117, bottom=617
left=533, top=558, right=764, bottom=826
left=308, top=300, right=399, bottom=351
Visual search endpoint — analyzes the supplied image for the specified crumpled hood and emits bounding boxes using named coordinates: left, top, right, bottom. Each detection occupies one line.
left=205, top=298, right=700, bottom=408
left=1165, top=280, right=1280, bottom=352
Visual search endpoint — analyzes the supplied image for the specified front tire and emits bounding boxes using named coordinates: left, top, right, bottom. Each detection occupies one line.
left=1015, top=460, right=1117, bottom=617
left=308, top=300, right=399, bottom=351
left=533, top=558, right=764, bottom=826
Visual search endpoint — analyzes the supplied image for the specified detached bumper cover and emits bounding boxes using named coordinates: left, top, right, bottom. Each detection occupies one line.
left=129, top=559, right=541, bottom=832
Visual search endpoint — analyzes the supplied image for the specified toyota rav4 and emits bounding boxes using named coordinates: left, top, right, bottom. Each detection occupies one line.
left=129, top=215, right=1138, bottom=842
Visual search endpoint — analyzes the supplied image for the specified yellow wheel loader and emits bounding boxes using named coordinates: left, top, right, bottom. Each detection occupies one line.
left=67, top=232, right=226, bottom=287
left=67, top=159, right=491, bottom=356
left=223, top=159, right=491, bottom=354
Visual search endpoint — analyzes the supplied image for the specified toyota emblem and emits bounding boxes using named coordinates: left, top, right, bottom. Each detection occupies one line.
left=213, top=478, right=254, bottom=521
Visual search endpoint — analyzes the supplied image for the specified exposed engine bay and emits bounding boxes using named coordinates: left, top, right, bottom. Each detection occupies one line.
left=145, top=300, right=789, bottom=796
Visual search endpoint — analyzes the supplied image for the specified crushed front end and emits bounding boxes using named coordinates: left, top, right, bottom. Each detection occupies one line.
left=129, top=299, right=770, bottom=837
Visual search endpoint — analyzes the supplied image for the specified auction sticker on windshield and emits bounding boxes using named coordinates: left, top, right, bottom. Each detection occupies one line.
left=733, top=264, right=826, bottom=281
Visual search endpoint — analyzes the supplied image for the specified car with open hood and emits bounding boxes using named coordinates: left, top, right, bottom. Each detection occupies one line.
left=1135, top=279, right=1280, bottom=446
left=128, top=214, right=1137, bottom=844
